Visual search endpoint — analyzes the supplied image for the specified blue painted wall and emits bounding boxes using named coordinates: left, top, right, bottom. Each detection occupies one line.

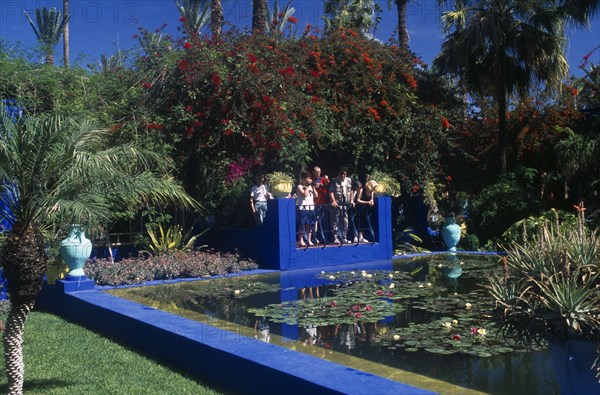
left=204, top=197, right=392, bottom=270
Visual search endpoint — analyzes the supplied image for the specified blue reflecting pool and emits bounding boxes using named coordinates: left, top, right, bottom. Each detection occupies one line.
left=107, top=254, right=560, bottom=395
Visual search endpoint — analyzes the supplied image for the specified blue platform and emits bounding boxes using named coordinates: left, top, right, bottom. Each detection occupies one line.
left=204, top=197, right=393, bottom=270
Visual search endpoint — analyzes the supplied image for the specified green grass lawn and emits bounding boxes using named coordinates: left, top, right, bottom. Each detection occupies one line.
left=0, top=311, right=223, bottom=394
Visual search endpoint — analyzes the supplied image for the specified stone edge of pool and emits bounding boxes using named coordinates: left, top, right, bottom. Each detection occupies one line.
left=36, top=252, right=504, bottom=395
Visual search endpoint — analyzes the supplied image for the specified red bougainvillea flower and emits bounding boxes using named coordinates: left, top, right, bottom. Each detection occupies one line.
left=224, top=128, right=233, bottom=136
left=179, top=16, right=187, bottom=22
left=185, top=106, right=193, bottom=112
left=470, top=327, right=479, bottom=334
left=247, top=53, right=257, bottom=63
left=178, top=59, right=190, bottom=70
left=376, top=290, right=384, bottom=296
left=141, top=82, right=153, bottom=89
left=412, top=184, right=420, bottom=193
left=354, top=312, right=362, bottom=318
left=288, top=16, right=298, bottom=23
left=183, top=42, right=192, bottom=49
left=446, top=175, right=452, bottom=182
left=211, top=73, right=222, bottom=87
left=351, top=304, right=361, bottom=312
left=442, top=116, right=451, bottom=129
left=451, top=334, right=461, bottom=341
left=364, top=305, right=373, bottom=311
left=329, top=300, right=337, bottom=307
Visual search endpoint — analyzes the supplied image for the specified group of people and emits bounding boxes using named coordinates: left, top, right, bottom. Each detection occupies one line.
left=250, top=166, right=378, bottom=247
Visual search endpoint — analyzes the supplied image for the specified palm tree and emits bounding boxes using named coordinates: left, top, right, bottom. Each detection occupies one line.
left=175, top=0, right=210, bottom=36
left=63, top=0, right=69, bottom=67
left=252, top=0, right=267, bottom=34
left=210, top=0, right=224, bottom=38
left=323, top=0, right=380, bottom=34
left=433, top=0, right=569, bottom=175
left=0, top=111, right=197, bottom=394
left=557, top=0, right=599, bottom=25
left=24, top=7, right=69, bottom=65
left=393, top=0, right=409, bottom=48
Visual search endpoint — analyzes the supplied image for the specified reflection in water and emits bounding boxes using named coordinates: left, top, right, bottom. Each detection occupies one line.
left=254, top=316, right=271, bottom=343
left=109, top=255, right=560, bottom=395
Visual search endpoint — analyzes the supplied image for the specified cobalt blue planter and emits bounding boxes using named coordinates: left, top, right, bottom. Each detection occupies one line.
left=441, top=216, right=461, bottom=251
left=59, top=225, right=92, bottom=278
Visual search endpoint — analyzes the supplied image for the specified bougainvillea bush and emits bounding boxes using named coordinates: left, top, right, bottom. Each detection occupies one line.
left=111, top=27, right=461, bottom=225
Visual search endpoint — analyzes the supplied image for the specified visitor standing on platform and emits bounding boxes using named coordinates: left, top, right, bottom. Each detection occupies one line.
left=296, top=171, right=318, bottom=247
left=328, top=167, right=352, bottom=244
left=312, top=166, right=329, bottom=244
left=250, top=174, right=273, bottom=225
left=355, top=180, right=378, bottom=242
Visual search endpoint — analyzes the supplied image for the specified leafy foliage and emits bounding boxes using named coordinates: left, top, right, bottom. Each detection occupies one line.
left=84, top=250, right=258, bottom=286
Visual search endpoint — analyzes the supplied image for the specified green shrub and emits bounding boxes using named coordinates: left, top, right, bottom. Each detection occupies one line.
left=470, top=176, right=541, bottom=244
left=84, top=250, right=258, bottom=286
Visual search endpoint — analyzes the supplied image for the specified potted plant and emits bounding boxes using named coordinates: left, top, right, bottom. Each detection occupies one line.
left=366, top=171, right=401, bottom=197
left=425, top=177, right=468, bottom=251
left=485, top=203, right=600, bottom=394
left=266, top=171, right=294, bottom=198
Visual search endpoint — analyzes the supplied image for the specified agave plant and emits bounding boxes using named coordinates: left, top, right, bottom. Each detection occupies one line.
left=485, top=203, right=600, bottom=380
left=0, top=110, right=198, bottom=393
left=176, top=0, right=210, bottom=36
left=265, top=0, right=296, bottom=34
left=144, top=224, right=208, bottom=255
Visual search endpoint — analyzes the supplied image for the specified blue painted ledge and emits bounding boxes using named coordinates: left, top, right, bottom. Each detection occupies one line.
left=36, top=276, right=438, bottom=395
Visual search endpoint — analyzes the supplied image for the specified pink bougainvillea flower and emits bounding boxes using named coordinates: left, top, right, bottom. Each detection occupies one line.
left=329, top=300, right=337, bottom=307
left=354, top=312, right=362, bottom=318
left=470, top=327, right=478, bottom=334
left=352, top=304, right=361, bottom=312
left=376, top=290, right=384, bottom=296
left=364, top=305, right=373, bottom=311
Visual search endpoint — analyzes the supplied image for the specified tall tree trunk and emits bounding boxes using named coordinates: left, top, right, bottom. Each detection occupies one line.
left=252, top=0, right=266, bottom=34
left=497, top=86, right=507, bottom=175
left=45, top=52, right=54, bottom=65
left=63, top=0, right=70, bottom=67
left=3, top=302, right=34, bottom=395
left=1, top=224, right=47, bottom=394
left=211, top=0, right=223, bottom=38
left=396, top=0, right=409, bottom=48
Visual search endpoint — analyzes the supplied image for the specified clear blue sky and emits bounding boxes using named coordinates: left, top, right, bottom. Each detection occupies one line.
left=1, top=0, right=598, bottom=76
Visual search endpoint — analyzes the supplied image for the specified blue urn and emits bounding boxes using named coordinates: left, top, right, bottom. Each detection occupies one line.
left=441, top=216, right=461, bottom=251
left=59, top=225, right=92, bottom=278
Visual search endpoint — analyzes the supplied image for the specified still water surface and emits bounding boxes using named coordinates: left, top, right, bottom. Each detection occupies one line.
left=108, top=254, right=559, bottom=395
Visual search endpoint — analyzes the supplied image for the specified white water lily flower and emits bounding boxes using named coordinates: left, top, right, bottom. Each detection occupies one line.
left=234, top=290, right=241, bottom=295
left=465, top=302, right=472, bottom=310
left=329, top=275, right=335, bottom=280
left=452, top=320, right=458, bottom=325
left=442, top=322, right=452, bottom=328
left=388, top=274, right=394, bottom=278
left=427, top=282, right=432, bottom=287
left=438, top=264, right=443, bottom=268
left=477, top=328, right=488, bottom=336
left=418, top=284, right=424, bottom=288
left=389, top=283, right=395, bottom=289
left=393, top=334, right=400, bottom=340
